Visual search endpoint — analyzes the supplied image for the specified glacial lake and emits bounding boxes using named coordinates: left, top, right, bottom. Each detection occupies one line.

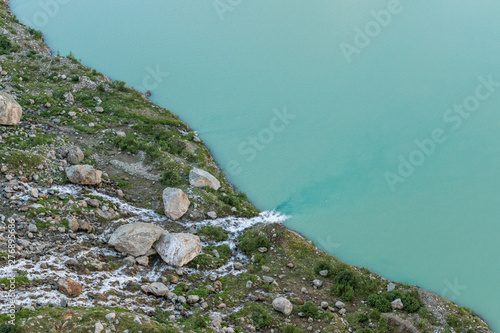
left=11, top=0, right=500, bottom=329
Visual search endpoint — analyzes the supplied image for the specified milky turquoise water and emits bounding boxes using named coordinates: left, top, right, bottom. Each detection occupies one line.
left=11, top=0, right=500, bottom=329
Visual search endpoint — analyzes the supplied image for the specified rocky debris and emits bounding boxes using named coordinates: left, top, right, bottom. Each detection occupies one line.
left=272, top=297, right=293, bottom=315
left=73, top=76, right=97, bottom=92
left=0, top=91, right=22, bottom=125
left=108, top=222, right=164, bottom=256
left=154, top=232, right=202, bottom=267
left=57, top=278, right=82, bottom=298
left=391, top=298, right=404, bottom=310
left=66, top=165, right=102, bottom=185
left=382, top=313, right=420, bottom=333
left=162, top=188, right=190, bottom=220
left=64, top=92, right=75, bottom=105
left=209, top=313, right=223, bottom=328
left=62, top=146, right=85, bottom=165
left=189, top=168, right=221, bottom=190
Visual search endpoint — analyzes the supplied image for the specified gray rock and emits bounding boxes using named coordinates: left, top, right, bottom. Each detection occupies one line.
left=187, top=295, right=200, bottom=303
left=189, top=168, right=221, bottom=190
left=272, top=297, right=293, bottom=315
left=154, top=232, right=202, bottom=267
left=207, top=211, right=217, bottom=219
left=262, top=276, right=274, bottom=283
left=144, top=282, right=169, bottom=296
left=387, top=282, right=396, bottom=292
left=65, top=146, right=85, bottom=165
left=209, top=313, right=223, bottom=328
left=391, top=298, right=404, bottom=310
left=66, top=165, right=102, bottom=185
left=27, top=223, right=37, bottom=233
left=335, top=301, right=345, bottom=309
left=246, top=281, right=253, bottom=288
left=68, top=218, right=79, bottom=232
left=108, top=222, right=164, bottom=256
left=319, top=270, right=328, bottom=277
left=30, top=188, right=39, bottom=198
left=313, top=279, right=323, bottom=288
left=105, top=313, right=116, bottom=321
left=64, top=92, right=74, bottom=104
left=0, top=92, right=22, bottom=125
left=162, top=188, right=190, bottom=220
left=94, top=322, right=104, bottom=333
left=135, top=256, right=149, bottom=266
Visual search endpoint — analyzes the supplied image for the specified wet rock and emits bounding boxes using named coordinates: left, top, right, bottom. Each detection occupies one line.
left=272, top=297, right=293, bottom=315
left=189, top=168, right=221, bottom=190
left=162, top=188, right=190, bottom=220
left=154, top=232, right=202, bottom=267
left=108, top=222, right=164, bottom=256
left=0, top=91, right=22, bottom=125
left=66, top=165, right=102, bottom=185
left=142, top=282, right=169, bottom=296
left=57, top=278, right=82, bottom=298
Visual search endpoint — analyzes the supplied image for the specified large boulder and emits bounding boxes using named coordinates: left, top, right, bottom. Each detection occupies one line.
left=154, top=232, right=202, bottom=267
left=189, top=168, right=221, bottom=190
left=66, top=165, right=102, bottom=185
left=272, top=297, right=293, bottom=315
left=62, top=146, right=85, bottom=165
left=162, top=188, right=190, bottom=220
left=108, top=222, right=164, bottom=257
left=58, top=278, right=82, bottom=298
left=0, top=92, right=22, bottom=125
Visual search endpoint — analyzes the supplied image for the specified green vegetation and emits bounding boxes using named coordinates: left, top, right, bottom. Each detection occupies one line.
left=238, top=230, right=270, bottom=254
left=0, top=34, right=18, bottom=54
left=198, top=225, right=228, bottom=242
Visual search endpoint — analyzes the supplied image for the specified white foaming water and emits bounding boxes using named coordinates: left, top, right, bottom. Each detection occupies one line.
left=0, top=182, right=288, bottom=314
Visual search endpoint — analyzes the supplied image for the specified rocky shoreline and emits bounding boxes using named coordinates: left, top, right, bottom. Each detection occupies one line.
left=0, top=1, right=495, bottom=332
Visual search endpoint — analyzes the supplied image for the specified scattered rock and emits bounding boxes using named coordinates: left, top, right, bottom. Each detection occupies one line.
left=63, top=146, right=85, bottom=165
left=66, top=165, right=102, bottom=185
left=272, top=297, right=293, bottom=315
left=0, top=91, right=22, bottom=125
left=189, top=168, right=221, bottom=190
left=335, top=301, right=345, bottom=309
left=162, top=188, right=190, bottom=220
left=188, top=295, right=200, bottom=303
left=154, top=232, right=202, bottom=267
left=57, top=278, right=82, bottom=298
left=108, top=222, right=164, bottom=256
left=391, top=298, right=404, bottom=310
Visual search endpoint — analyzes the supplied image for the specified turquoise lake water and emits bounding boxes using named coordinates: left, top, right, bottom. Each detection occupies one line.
left=11, top=0, right=500, bottom=329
